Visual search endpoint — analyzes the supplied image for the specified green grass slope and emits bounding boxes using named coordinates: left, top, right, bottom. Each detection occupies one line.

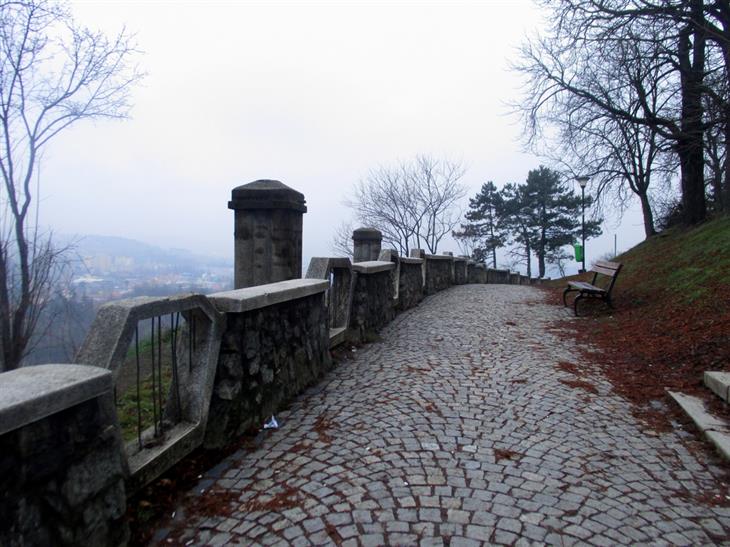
left=614, top=216, right=730, bottom=306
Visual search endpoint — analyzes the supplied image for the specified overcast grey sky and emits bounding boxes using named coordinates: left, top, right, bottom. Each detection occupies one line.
left=43, top=0, right=646, bottom=274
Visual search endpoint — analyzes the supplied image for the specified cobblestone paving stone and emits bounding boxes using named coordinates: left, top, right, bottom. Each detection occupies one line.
left=159, top=285, right=730, bottom=546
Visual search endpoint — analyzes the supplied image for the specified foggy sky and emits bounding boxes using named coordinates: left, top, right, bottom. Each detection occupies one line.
left=43, top=1, right=646, bottom=275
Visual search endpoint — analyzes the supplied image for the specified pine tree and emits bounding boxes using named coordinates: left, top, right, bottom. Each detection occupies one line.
left=453, top=182, right=505, bottom=267
left=496, top=183, right=534, bottom=277
left=508, top=167, right=602, bottom=278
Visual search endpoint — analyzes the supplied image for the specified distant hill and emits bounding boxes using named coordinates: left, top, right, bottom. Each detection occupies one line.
left=58, top=234, right=232, bottom=273
left=23, top=234, right=234, bottom=366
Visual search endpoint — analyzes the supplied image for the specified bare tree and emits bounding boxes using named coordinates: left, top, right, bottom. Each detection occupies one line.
left=530, top=40, right=675, bottom=238
left=0, top=0, right=143, bottom=371
left=346, top=155, right=466, bottom=255
left=410, top=155, right=467, bottom=253
left=346, top=162, right=422, bottom=255
left=452, top=223, right=481, bottom=259
left=704, top=55, right=729, bottom=211
left=516, top=0, right=720, bottom=227
left=330, top=220, right=354, bottom=258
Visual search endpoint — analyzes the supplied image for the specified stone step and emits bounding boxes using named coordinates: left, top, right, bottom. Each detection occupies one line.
left=668, top=391, right=730, bottom=462
left=704, top=371, right=730, bottom=403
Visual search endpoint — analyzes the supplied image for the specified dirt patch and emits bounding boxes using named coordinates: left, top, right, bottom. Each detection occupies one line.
left=239, top=483, right=302, bottom=512
left=552, top=284, right=730, bottom=415
left=313, top=414, right=335, bottom=444
left=556, top=361, right=580, bottom=375
left=289, top=440, right=311, bottom=454
left=325, top=522, right=343, bottom=545
left=494, top=448, right=521, bottom=462
left=186, top=488, right=239, bottom=518
left=559, top=378, right=599, bottom=395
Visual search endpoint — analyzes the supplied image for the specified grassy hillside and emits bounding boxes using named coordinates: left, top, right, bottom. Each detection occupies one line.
left=551, top=216, right=730, bottom=409
left=616, top=216, right=730, bottom=306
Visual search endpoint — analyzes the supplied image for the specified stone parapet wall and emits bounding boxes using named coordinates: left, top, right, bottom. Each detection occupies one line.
left=204, top=286, right=330, bottom=448
left=454, top=258, right=468, bottom=285
left=397, top=258, right=425, bottom=311
left=350, top=261, right=397, bottom=341
left=467, top=263, right=488, bottom=284
left=424, top=255, right=453, bottom=295
left=0, top=365, right=128, bottom=547
left=487, top=268, right=511, bottom=284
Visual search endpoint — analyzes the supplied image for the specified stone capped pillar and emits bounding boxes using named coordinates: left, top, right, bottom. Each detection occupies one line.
left=352, top=227, right=382, bottom=262
left=228, top=180, right=306, bottom=289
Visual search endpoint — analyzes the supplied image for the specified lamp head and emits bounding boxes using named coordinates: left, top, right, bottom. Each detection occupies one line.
left=576, top=176, right=589, bottom=188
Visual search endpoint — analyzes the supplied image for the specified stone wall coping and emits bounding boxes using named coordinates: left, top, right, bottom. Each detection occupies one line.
left=351, top=261, right=397, bottom=274
left=209, top=279, right=328, bottom=313
left=424, top=254, right=454, bottom=261
left=453, top=257, right=468, bottom=262
left=0, top=364, right=112, bottom=436
left=487, top=267, right=511, bottom=274
left=324, top=257, right=353, bottom=269
left=305, top=257, right=352, bottom=279
left=399, top=257, right=424, bottom=265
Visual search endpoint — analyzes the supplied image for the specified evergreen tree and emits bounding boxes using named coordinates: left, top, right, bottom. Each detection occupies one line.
left=496, top=183, right=535, bottom=277
left=453, top=182, right=505, bottom=267
left=510, top=167, right=602, bottom=278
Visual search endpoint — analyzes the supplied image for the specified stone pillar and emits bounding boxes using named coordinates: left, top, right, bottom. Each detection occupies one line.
left=229, top=180, right=307, bottom=289
left=352, top=228, right=382, bottom=263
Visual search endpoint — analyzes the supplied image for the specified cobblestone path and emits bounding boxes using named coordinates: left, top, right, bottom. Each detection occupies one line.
left=160, top=285, right=730, bottom=546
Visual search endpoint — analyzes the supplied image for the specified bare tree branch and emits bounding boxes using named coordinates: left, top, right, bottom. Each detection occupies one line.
left=345, top=155, right=466, bottom=255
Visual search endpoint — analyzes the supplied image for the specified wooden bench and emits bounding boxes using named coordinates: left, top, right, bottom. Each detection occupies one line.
left=563, top=260, right=623, bottom=316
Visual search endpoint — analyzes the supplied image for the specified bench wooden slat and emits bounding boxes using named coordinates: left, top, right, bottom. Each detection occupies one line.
left=595, top=260, right=621, bottom=271
left=568, top=281, right=606, bottom=293
left=592, top=265, right=619, bottom=277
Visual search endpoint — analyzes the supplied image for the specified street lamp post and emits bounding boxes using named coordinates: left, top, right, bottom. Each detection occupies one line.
left=576, top=176, right=589, bottom=273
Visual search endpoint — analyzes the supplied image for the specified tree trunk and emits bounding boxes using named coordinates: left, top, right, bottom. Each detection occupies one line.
left=638, top=191, right=657, bottom=238
left=677, top=137, right=707, bottom=224
left=538, top=230, right=546, bottom=278
left=724, top=106, right=730, bottom=213
left=489, top=221, right=498, bottom=268
left=677, top=4, right=707, bottom=225
left=711, top=169, right=724, bottom=212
